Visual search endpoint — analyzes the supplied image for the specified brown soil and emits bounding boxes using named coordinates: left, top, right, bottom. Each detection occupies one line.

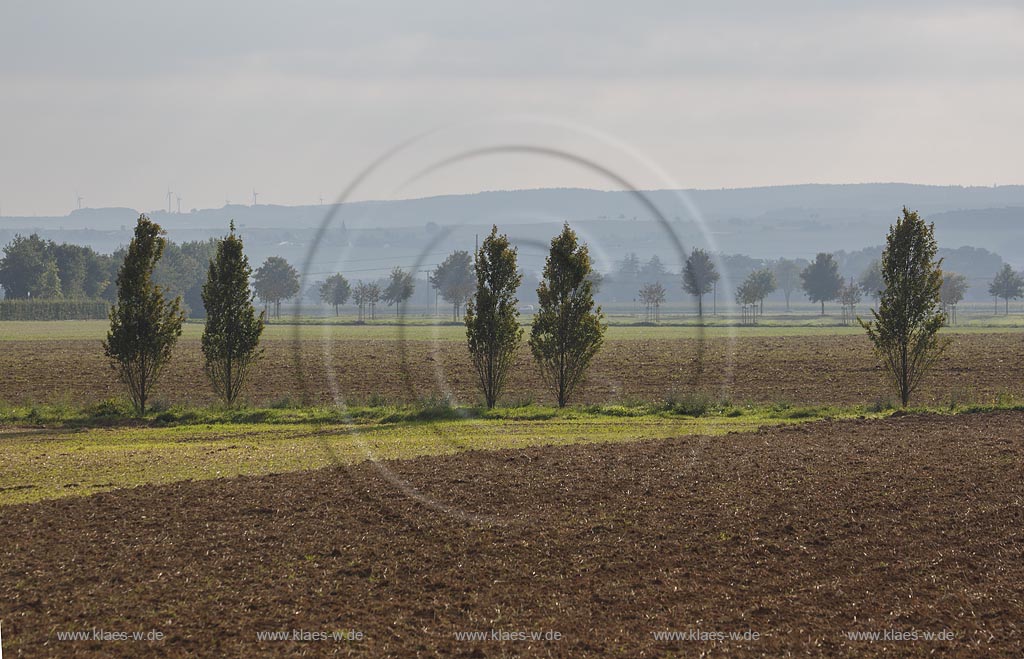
left=0, top=332, right=1021, bottom=408
left=2, top=411, right=1022, bottom=657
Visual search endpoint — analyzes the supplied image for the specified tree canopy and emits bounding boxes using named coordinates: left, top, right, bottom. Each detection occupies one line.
left=253, top=256, right=300, bottom=318
left=682, top=248, right=719, bottom=317
left=529, top=224, right=606, bottom=407
left=859, top=207, right=947, bottom=406
left=988, top=264, right=1023, bottom=314
left=430, top=250, right=475, bottom=320
left=201, top=222, right=264, bottom=405
left=102, top=215, right=184, bottom=414
left=465, top=226, right=523, bottom=408
left=801, top=253, right=843, bottom=315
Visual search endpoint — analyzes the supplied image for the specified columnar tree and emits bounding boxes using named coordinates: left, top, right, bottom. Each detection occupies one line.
left=102, top=215, right=184, bottom=414
left=319, top=273, right=351, bottom=316
left=801, top=252, right=843, bottom=315
left=988, top=264, right=1023, bottom=315
left=682, top=248, right=719, bottom=317
left=773, top=258, right=801, bottom=311
left=465, top=226, right=523, bottom=408
left=529, top=224, right=606, bottom=407
left=201, top=222, right=265, bottom=405
left=383, top=267, right=415, bottom=316
left=859, top=207, right=947, bottom=407
left=430, top=250, right=475, bottom=321
left=253, top=256, right=299, bottom=318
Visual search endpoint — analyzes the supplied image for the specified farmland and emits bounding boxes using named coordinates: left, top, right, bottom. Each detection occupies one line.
left=2, top=410, right=1022, bottom=657
left=2, top=319, right=1024, bottom=657
left=0, top=320, right=1021, bottom=408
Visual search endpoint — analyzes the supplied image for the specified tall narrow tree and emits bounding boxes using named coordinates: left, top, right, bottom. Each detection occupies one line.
left=859, top=207, right=947, bottom=407
left=465, top=226, right=523, bottom=408
left=102, top=215, right=184, bottom=414
left=201, top=222, right=265, bottom=406
left=529, top=224, right=606, bottom=407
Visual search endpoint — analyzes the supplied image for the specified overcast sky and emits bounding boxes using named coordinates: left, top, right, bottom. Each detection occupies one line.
left=2, top=0, right=1022, bottom=216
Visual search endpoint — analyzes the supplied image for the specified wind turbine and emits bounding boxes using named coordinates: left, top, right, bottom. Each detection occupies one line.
left=166, top=189, right=174, bottom=214
left=76, top=193, right=84, bottom=210
left=175, top=194, right=182, bottom=214
left=252, top=189, right=259, bottom=206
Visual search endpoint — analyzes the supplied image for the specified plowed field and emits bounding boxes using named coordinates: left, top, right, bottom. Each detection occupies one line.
left=0, top=332, right=1021, bottom=407
left=2, top=411, right=1022, bottom=657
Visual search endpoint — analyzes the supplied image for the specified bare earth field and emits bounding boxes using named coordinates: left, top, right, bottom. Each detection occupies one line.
left=2, top=411, right=1022, bottom=657
left=0, top=332, right=1021, bottom=407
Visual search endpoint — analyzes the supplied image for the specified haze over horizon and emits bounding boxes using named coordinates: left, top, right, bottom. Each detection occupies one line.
left=2, top=1, right=1023, bottom=216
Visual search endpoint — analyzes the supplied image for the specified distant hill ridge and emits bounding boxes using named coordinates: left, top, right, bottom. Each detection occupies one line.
left=4, top=183, right=1024, bottom=232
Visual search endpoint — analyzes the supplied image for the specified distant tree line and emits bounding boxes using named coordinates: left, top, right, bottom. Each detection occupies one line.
left=3, top=227, right=1021, bottom=325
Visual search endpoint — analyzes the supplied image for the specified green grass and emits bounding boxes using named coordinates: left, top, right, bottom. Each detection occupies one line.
left=0, top=401, right=872, bottom=506
left=3, top=398, right=1022, bottom=507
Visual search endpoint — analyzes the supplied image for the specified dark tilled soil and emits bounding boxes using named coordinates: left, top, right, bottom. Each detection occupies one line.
left=0, top=332, right=1022, bottom=407
left=2, top=412, right=1023, bottom=657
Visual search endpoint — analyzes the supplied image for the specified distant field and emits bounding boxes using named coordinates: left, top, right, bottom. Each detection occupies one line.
left=0, top=321, right=1021, bottom=408
left=3, top=317, right=1024, bottom=342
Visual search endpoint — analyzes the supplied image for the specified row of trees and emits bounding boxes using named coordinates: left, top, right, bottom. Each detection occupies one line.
left=98, top=207, right=965, bottom=413
left=466, top=224, right=605, bottom=408
left=318, top=268, right=415, bottom=320
left=5, top=232, right=1020, bottom=320
left=673, top=249, right=992, bottom=319
left=0, top=232, right=220, bottom=315
left=104, top=217, right=264, bottom=413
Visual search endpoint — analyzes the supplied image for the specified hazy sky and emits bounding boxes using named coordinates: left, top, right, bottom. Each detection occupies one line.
left=2, top=0, right=1023, bottom=216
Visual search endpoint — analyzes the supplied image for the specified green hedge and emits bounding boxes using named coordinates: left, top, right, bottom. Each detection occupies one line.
left=0, top=299, right=110, bottom=320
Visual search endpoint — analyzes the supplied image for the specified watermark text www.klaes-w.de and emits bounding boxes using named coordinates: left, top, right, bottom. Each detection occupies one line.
left=844, top=628, right=955, bottom=642
left=255, top=629, right=364, bottom=642
left=54, top=628, right=164, bottom=642
left=454, top=629, right=563, bottom=642
left=652, top=628, right=761, bottom=642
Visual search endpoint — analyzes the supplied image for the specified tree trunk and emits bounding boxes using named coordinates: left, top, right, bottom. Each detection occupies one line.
left=821, top=300, right=825, bottom=316
left=697, top=294, right=703, bottom=318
